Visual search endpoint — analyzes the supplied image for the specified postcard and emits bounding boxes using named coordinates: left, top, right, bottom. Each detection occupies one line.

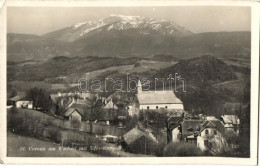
left=0, top=0, right=259, bottom=165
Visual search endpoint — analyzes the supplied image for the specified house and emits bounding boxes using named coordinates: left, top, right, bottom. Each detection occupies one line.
left=64, top=107, right=84, bottom=121
left=220, top=115, right=240, bottom=134
left=8, top=95, right=33, bottom=109
left=166, top=116, right=184, bottom=143
left=181, top=120, right=205, bottom=144
left=196, top=120, right=225, bottom=151
left=103, top=99, right=118, bottom=109
left=133, top=80, right=184, bottom=115
left=98, top=100, right=118, bottom=125
left=122, top=128, right=157, bottom=154
left=64, top=102, right=94, bottom=122
left=125, top=101, right=138, bottom=117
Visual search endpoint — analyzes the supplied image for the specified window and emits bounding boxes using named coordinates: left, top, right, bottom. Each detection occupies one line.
left=205, top=129, right=209, bottom=134
left=204, top=140, right=209, bottom=146
left=156, top=106, right=158, bottom=109
left=147, top=106, right=149, bottom=109
left=214, top=130, right=217, bottom=135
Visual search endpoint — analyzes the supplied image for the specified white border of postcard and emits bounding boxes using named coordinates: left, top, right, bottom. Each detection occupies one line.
left=0, top=0, right=259, bottom=165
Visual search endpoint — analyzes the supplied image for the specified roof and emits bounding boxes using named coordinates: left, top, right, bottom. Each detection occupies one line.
left=9, top=95, right=29, bottom=102
left=103, top=100, right=118, bottom=109
left=66, top=103, right=92, bottom=119
left=9, top=96, right=23, bottom=101
left=64, top=108, right=84, bottom=117
left=62, top=99, right=71, bottom=108
left=123, top=128, right=156, bottom=145
left=199, top=120, right=225, bottom=135
left=221, top=115, right=240, bottom=125
left=50, top=94, right=60, bottom=103
left=75, top=99, right=92, bottom=105
left=137, top=91, right=182, bottom=104
left=182, top=119, right=226, bottom=137
left=167, top=116, right=183, bottom=130
left=182, top=120, right=205, bottom=137
left=51, top=84, right=68, bottom=90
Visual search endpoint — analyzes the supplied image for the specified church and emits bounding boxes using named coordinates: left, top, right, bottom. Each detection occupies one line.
left=127, top=80, right=184, bottom=116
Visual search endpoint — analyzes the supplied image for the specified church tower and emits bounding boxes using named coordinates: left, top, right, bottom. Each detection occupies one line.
left=137, top=79, right=142, bottom=94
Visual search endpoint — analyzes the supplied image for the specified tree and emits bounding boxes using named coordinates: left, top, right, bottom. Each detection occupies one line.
left=26, top=87, right=52, bottom=112
left=138, top=110, right=144, bottom=121
left=164, top=142, right=203, bottom=156
left=204, top=132, right=238, bottom=157
left=236, top=82, right=250, bottom=157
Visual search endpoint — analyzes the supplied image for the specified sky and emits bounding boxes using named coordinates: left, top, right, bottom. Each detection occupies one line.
left=7, top=6, right=251, bottom=35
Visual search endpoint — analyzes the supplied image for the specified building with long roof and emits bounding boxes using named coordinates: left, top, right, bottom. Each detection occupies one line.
left=127, top=80, right=184, bottom=116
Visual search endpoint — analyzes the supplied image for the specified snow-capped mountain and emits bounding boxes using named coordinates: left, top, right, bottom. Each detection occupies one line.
left=43, top=14, right=193, bottom=42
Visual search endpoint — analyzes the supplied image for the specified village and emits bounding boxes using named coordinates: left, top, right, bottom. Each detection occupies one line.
left=7, top=79, right=241, bottom=156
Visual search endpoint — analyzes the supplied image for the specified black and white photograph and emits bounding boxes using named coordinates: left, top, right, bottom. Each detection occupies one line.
left=0, top=1, right=259, bottom=165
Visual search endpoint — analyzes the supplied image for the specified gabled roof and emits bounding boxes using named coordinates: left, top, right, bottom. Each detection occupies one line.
left=64, top=108, right=84, bottom=117
left=137, top=91, right=182, bottom=104
left=66, top=103, right=92, bottom=120
left=199, top=120, right=225, bottom=135
left=182, top=120, right=205, bottom=137
left=9, top=96, right=23, bottom=101
left=103, top=100, right=118, bottom=109
left=9, top=95, right=30, bottom=102
left=167, top=116, right=183, bottom=130
left=221, top=115, right=240, bottom=125
left=75, top=99, right=92, bottom=105
left=123, top=128, right=157, bottom=145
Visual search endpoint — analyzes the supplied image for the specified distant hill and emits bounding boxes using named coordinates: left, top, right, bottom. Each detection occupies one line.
left=150, top=55, right=180, bottom=62
left=7, top=56, right=139, bottom=81
left=7, top=31, right=250, bottom=62
left=7, top=15, right=250, bottom=61
left=154, top=55, right=237, bottom=85
left=7, top=33, right=71, bottom=61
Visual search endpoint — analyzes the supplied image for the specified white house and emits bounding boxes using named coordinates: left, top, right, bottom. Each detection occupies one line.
left=196, top=120, right=225, bottom=152
left=220, top=115, right=240, bottom=135
left=133, top=80, right=183, bottom=115
left=8, top=95, right=33, bottom=109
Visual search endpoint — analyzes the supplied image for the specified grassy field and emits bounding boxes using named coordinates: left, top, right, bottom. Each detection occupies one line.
left=7, top=132, right=99, bottom=157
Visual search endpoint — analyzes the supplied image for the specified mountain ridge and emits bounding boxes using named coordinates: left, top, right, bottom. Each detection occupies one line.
left=42, top=14, right=193, bottom=42
left=7, top=14, right=250, bottom=62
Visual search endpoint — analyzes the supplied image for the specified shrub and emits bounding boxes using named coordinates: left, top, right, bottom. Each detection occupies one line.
left=164, top=142, right=203, bottom=156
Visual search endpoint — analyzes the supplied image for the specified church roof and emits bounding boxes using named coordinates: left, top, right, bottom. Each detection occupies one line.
left=137, top=91, right=182, bottom=104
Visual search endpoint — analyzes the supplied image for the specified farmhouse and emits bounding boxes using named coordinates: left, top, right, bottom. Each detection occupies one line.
left=130, top=80, right=183, bottom=116
left=196, top=120, right=225, bottom=151
left=220, top=115, right=240, bottom=134
left=64, top=107, right=84, bottom=121
left=167, top=117, right=227, bottom=152
left=8, top=95, right=33, bottom=109
left=64, top=103, right=92, bottom=121
left=122, top=128, right=157, bottom=154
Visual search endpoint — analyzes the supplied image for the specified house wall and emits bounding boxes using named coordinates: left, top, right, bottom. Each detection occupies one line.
left=127, top=105, right=134, bottom=116
left=69, top=111, right=82, bottom=121
left=16, top=101, right=33, bottom=108
left=171, top=127, right=180, bottom=142
left=139, top=103, right=184, bottom=110
left=127, top=136, right=156, bottom=155
left=197, top=128, right=222, bottom=151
